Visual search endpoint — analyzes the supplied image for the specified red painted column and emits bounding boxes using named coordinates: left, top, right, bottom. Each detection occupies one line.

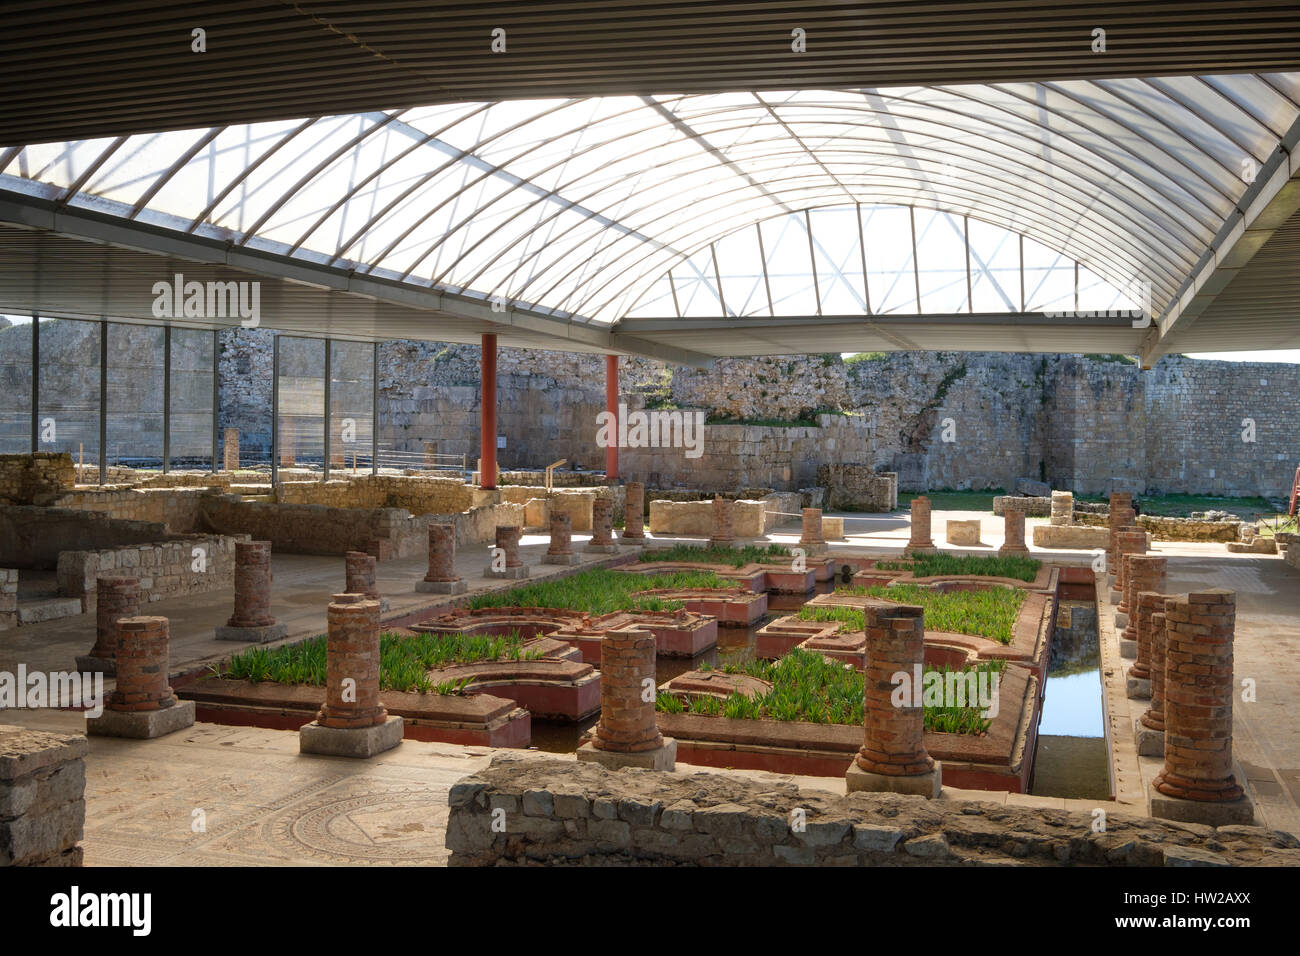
left=605, top=354, right=619, bottom=480
left=480, top=333, right=497, bottom=490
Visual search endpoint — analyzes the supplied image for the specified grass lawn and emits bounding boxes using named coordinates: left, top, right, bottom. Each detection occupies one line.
left=639, top=542, right=792, bottom=568
left=876, top=551, right=1041, bottom=582
left=899, top=489, right=1005, bottom=512
left=216, top=630, right=544, bottom=694
left=1074, top=492, right=1273, bottom=518
left=656, top=647, right=1004, bottom=734
left=466, top=567, right=732, bottom=615
left=823, top=581, right=1026, bottom=644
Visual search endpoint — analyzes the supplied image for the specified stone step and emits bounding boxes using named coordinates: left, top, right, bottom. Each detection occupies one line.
left=16, top=597, right=83, bottom=624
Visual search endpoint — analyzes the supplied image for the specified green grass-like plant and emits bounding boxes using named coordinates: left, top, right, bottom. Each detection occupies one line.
left=466, top=567, right=731, bottom=616
left=219, top=630, right=544, bottom=693
left=638, top=542, right=793, bottom=568
left=826, top=582, right=1026, bottom=644
left=876, top=551, right=1041, bottom=582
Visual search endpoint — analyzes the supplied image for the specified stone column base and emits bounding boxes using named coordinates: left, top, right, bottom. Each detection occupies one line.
left=542, top=553, right=583, bottom=565
left=299, top=715, right=404, bottom=758
left=1125, top=671, right=1151, bottom=699
left=798, top=542, right=828, bottom=556
left=1109, top=587, right=1121, bottom=604
left=707, top=538, right=735, bottom=549
left=906, top=544, right=937, bottom=554
left=619, top=534, right=647, bottom=546
left=997, top=546, right=1030, bottom=557
left=74, top=654, right=114, bottom=676
left=576, top=738, right=676, bottom=771
left=216, top=622, right=288, bottom=643
left=1119, top=636, right=1136, bottom=659
left=1134, top=717, right=1164, bottom=757
left=415, top=578, right=467, bottom=594
left=483, top=565, right=530, bottom=579
left=88, top=699, right=195, bottom=740
left=584, top=543, right=621, bottom=554
left=845, top=761, right=942, bottom=799
left=1148, top=779, right=1254, bottom=827
left=1114, top=609, right=1129, bottom=629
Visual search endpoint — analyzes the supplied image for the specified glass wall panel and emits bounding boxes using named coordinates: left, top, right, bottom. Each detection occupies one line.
left=0, top=316, right=33, bottom=453
left=277, top=336, right=325, bottom=475
left=329, top=341, right=374, bottom=473
left=106, top=323, right=163, bottom=469
left=170, top=328, right=216, bottom=468
left=967, top=218, right=1022, bottom=312
left=760, top=213, right=819, bottom=315
left=670, top=246, right=724, bottom=317
left=1023, top=236, right=1076, bottom=313
left=624, top=275, right=677, bottom=318
left=36, top=317, right=100, bottom=480
left=914, top=208, right=969, bottom=313
left=809, top=206, right=866, bottom=314
left=860, top=205, right=918, bottom=314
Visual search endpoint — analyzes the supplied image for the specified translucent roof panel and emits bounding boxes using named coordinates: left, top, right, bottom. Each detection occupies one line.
left=1, top=74, right=1295, bottom=328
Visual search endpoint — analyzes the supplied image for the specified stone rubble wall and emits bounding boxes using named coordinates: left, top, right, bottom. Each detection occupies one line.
left=815, top=464, right=898, bottom=512
left=0, top=506, right=195, bottom=570
left=647, top=494, right=798, bottom=537
left=198, top=496, right=427, bottom=558
left=1073, top=511, right=1243, bottom=542
left=445, top=755, right=1300, bottom=867
left=0, top=725, right=87, bottom=867
left=0, top=453, right=76, bottom=505
left=49, top=487, right=211, bottom=533
left=993, top=496, right=1053, bottom=517
left=0, top=569, right=16, bottom=631
left=273, top=474, right=477, bottom=515
left=55, top=533, right=241, bottom=609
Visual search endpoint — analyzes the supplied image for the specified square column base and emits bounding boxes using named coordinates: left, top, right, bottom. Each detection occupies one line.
left=845, top=760, right=942, bottom=799
left=299, top=715, right=404, bottom=758
left=906, top=544, right=937, bottom=554
left=74, top=654, right=114, bottom=676
left=1109, top=587, right=1122, bottom=604
left=997, top=547, right=1030, bottom=557
left=415, top=578, right=467, bottom=594
left=619, top=535, right=648, bottom=546
left=577, top=738, right=676, bottom=771
left=1135, top=717, right=1164, bottom=757
left=1148, top=781, right=1254, bottom=827
left=1114, top=610, right=1129, bottom=629
left=215, top=622, right=288, bottom=643
left=542, top=553, right=583, bottom=565
left=483, top=566, right=530, bottom=579
left=1119, top=637, right=1137, bottom=659
left=1125, top=671, right=1151, bottom=699
left=88, top=699, right=195, bottom=739
left=584, top=543, right=621, bottom=554
left=798, top=542, right=828, bottom=556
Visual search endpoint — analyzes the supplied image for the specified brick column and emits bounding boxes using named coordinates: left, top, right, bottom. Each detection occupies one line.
left=800, top=507, right=825, bottom=551
left=577, top=626, right=676, bottom=770
left=77, top=575, right=140, bottom=674
left=906, top=495, right=935, bottom=551
left=300, top=593, right=403, bottom=757
left=998, top=508, right=1029, bottom=556
left=1124, top=555, right=1166, bottom=692
left=216, top=540, right=287, bottom=642
left=88, top=616, right=195, bottom=738
left=622, top=481, right=646, bottom=540
left=1114, top=528, right=1146, bottom=635
left=846, top=604, right=941, bottom=798
left=1050, top=490, right=1073, bottom=526
left=486, top=525, right=530, bottom=577
left=544, top=511, right=581, bottom=565
left=345, top=550, right=381, bottom=601
left=709, top=495, right=735, bottom=548
left=480, top=333, right=497, bottom=490
left=416, top=523, right=466, bottom=593
left=604, top=354, right=620, bottom=480
left=586, top=497, right=619, bottom=552
left=1136, top=603, right=1169, bottom=756
left=1107, top=492, right=1133, bottom=567
left=223, top=428, right=240, bottom=472
left=1150, top=590, right=1252, bottom=824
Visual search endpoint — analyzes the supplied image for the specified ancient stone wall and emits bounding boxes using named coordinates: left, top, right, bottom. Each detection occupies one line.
left=198, top=496, right=427, bottom=558
left=0, top=506, right=198, bottom=570
left=445, top=755, right=1299, bottom=867
left=49, top=487, right=210, bottom=532
left=815, top=464, right=897, bottom=512
left=0, top=725, right=86, bottom=866
left=0, top=453, right=75, bottom=505
left=55, top=533, right=240, bottom=609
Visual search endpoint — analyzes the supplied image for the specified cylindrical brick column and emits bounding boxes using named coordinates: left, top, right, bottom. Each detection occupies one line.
left=316, top=593, right=387, bottom=730
left=604, top=354, right=620, bottom=480
left=345, top=551, right=380, bottom=601
left=1050, top=490, right=1073, bottom=526
left=547, top=512, right=574, bottom=556
left=496, top=525, right=523, bottom=568
left=590, top=498, right=615, bottom=546
left=223, top=428, right=240, bottom=472
left=107, top=617, right=178, bottom=712
left=89, top=576, right=140, bottom=664
left=622, top=481, right=645, bottom=539
left=855, top=604, right=934, bottom=776
left=227, top=540, right=275, bottom=628
left=1124, top=555, right=1167, bottom=669
left=1115, top=529, right=1147, bottom=613
left=907, top=495, right=934, bottom=551
left=590, top=627, right=663, bottom=753
left=1140, top=607, right=1169, bottom=733
left=800, top=507, right=824, bottom=547
left=424, top=524, right=458, bottom=582
left=709, top=495, right=735, bottom=548
left=480, top=333, right=498, bottom=490
left=1152, top=590, right=1243, bottom=803
left=998, top=508, right=1028, bottom=556
left=1107, top=493, right=1134, bottom=567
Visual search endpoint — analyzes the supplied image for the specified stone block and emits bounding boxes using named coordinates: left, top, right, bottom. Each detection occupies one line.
left=541, top=553, right=583, bottom=565
left=415, top=578, right=467, bottom=593
left=215, top=622, right=288, bottom=643
left=87, top=699, right=195, bottom=739
left=299, top=715, right=404, bottom=758
left=1148, top=782, right=1254, bottom=827
left=1134, top=717, right=1164, bottom=757
left=945, top=520, right=981, bottom=547
left=845, top=761, right=942, bottom=799
left=575, top=738, right=676, bottom=771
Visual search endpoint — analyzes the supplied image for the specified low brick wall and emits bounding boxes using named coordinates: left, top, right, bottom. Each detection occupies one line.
left=816, top=464, right=897, bottom=512
left=446, top=755, right=1299, bottom=866
left=56, top=533, right=242, bottom=609
left=993, top=495, right=1051, bottom=517
left=0, top=725, right=86, bottom=866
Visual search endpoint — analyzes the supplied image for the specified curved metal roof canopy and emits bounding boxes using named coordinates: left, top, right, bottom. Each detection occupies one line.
left=1, top=74, right=1298, bottom=358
